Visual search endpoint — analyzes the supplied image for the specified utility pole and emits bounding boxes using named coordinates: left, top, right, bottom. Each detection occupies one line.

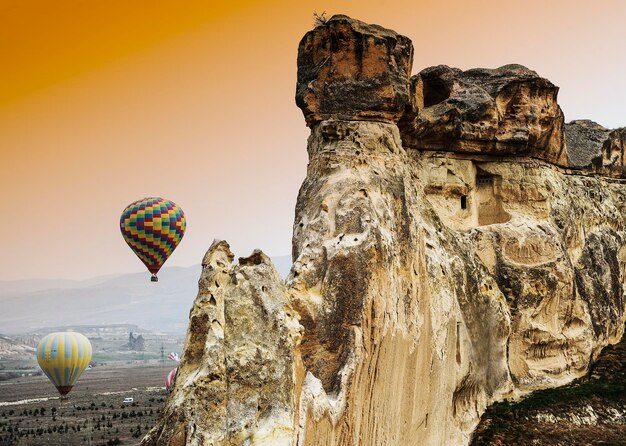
left=87, top=416, right=92, bottom=446
left=160, top=345, right=165, bottom=368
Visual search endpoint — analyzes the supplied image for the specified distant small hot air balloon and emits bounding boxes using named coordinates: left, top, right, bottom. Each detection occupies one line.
left=168, top=352, right=180, bottom=362
left=37, top=332, right=92, bottom=396
left=120, top=197, right=186, bottom=282
left=166, top=367, right=178, bottom=392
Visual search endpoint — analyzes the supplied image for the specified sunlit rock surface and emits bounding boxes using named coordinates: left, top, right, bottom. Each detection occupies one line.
left=145, top=14, right=626, bottom=446
left=470, top=322, right=626, bottom=445
left=142, top=241, right=301, bottom=446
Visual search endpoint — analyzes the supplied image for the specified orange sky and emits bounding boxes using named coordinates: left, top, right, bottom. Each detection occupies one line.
left=1, top=0, right=624, bottom=280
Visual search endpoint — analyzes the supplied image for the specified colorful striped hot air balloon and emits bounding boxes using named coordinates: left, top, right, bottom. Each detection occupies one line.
left=120, top=197, right=186, bottom=282
left=166, top=367, right=178, bottom=392
left=36, top=332, right=92, bottom=396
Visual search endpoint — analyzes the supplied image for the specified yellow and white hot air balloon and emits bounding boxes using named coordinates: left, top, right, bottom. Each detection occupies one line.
left=36, top=332, right=92, bottom=396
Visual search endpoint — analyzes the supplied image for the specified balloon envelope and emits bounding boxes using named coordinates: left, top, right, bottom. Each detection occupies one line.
left=36, top=332, right=92, bottom=396
left=166, top=367, right=178, bottom=391
left=120, top=197, right=186, bottom=281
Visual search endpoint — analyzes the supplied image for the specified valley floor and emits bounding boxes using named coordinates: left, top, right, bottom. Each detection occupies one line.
left=0, top=364, right=169, bottom=445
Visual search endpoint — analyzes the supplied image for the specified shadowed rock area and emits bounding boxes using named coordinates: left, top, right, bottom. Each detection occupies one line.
left=296, top=15, right=413, bottom=126
left=144, top=14, right=626, bottom=446
left=399, top=64, right=568, bottom=166
left=470, top=323, right=626, bottom=445
left=565, top=120, right=610, bottom=169
left=598, top=127, right=626, bottom=178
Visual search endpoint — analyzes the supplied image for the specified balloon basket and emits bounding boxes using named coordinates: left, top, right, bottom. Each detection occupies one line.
left=57, top=385, right=73, bottom=396
left=151, top=274, right=159, bottom=282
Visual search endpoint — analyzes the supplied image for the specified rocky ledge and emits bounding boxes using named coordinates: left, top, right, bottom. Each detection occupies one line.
left=399, top=64, right=568, bottom=166
left=143, top=15, right=626, bottom=446
left=471, top=323, right=626, bottom=445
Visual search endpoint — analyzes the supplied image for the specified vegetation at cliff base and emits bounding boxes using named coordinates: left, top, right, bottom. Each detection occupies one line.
left=471, top=332, right=626, bottom=446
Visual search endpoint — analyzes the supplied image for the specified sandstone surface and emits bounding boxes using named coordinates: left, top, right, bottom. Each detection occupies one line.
left=142, top=242, right=301, bottom=446
left=295, top=14, right=413, bottom=126
left=597, top=127, right=626, bottom=179
left=398, top=64, right=568, bottom=166
left=470, top=323, right=626, bottom=445
left=145, top=15, right=626, bottom=446
left=564, top=119, right=610, bottom=169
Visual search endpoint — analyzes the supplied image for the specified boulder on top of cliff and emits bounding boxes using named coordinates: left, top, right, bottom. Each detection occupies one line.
left=565, top=120, right=611, bottom=169
left=596, top=127, right=626, bottom=178
left=296, top=14, right=413, bottom=126
left=398, top=64, right=568, bottom=166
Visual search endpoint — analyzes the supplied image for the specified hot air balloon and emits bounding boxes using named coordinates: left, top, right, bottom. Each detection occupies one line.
left=166, top=367, right=178, bottom=392
left=168, top=352, right=180, bottom=362
left=120, top=197, right=186, bottom=282
left=36, top=332, right=92, bottom=396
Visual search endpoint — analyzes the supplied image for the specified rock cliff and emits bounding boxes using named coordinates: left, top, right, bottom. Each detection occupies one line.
left=143, top=15, right=626, bottom=446
left=399, top=64, right=568, bottom=166
left=470, top=323, right=626, bottom=445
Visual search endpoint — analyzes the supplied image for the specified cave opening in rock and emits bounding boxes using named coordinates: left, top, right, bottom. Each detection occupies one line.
left=422, top=76, right=451, bottom=107
left=460, top=195, right=467, bottom=210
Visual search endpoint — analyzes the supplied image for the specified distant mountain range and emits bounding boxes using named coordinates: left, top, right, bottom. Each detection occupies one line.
left=0, top=256, right=291, bottom=335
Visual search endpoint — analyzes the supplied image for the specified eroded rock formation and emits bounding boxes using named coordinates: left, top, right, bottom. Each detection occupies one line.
left=143, top=242, right=301, bottom=445
left=398, top=64, right=567, bottom=166
left=598, top=127, right=626, bottom=178
left=564, top=119, right=610, bottom=169
left=470, top=323, right=626, bottom=445
left=296, top=14, right=413, bottom=126
left=144, top=15, right=626, bottom=446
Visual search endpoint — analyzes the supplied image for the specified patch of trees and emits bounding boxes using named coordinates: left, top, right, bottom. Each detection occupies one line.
left=127, top=332, right=145, bottom=351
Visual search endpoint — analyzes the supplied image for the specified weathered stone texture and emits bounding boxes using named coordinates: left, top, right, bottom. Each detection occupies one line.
left=564, top=121, right=626, bottom=177
left=471, top=322, right=626, bottom=445
left=288, top=122, right=626, bottom=446
left=295, top=15, right=413, bottom=126
left=146, top=14, right=626, bottom=446
left=290, top=120, right=512, bottom=445
left=596, top=127, right=626, bottom=178
left=399, top=64, right=568, bottom=166
left=142, top=241, right=301, bottom=446
left=564, top=119, right=610, bottom=169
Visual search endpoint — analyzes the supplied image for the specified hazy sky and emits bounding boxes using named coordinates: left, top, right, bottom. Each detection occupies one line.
left=1, top=0, right=624, bottom=280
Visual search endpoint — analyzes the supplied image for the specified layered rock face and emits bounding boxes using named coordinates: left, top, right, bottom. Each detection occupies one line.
left=143, top=242, right=302, bottom=445
left=564, top=119, right=626, bottom=178
left=564, top=119, right=610, bottom=169
left=471, top=323, right=626, bottom=445
left=296, top=14, right=413, bottom=126
left=398, top=64, right=568, bottom=166
left=598, top=127, right=626, bottom=178
left=145, top=15, right=626, bottom=446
